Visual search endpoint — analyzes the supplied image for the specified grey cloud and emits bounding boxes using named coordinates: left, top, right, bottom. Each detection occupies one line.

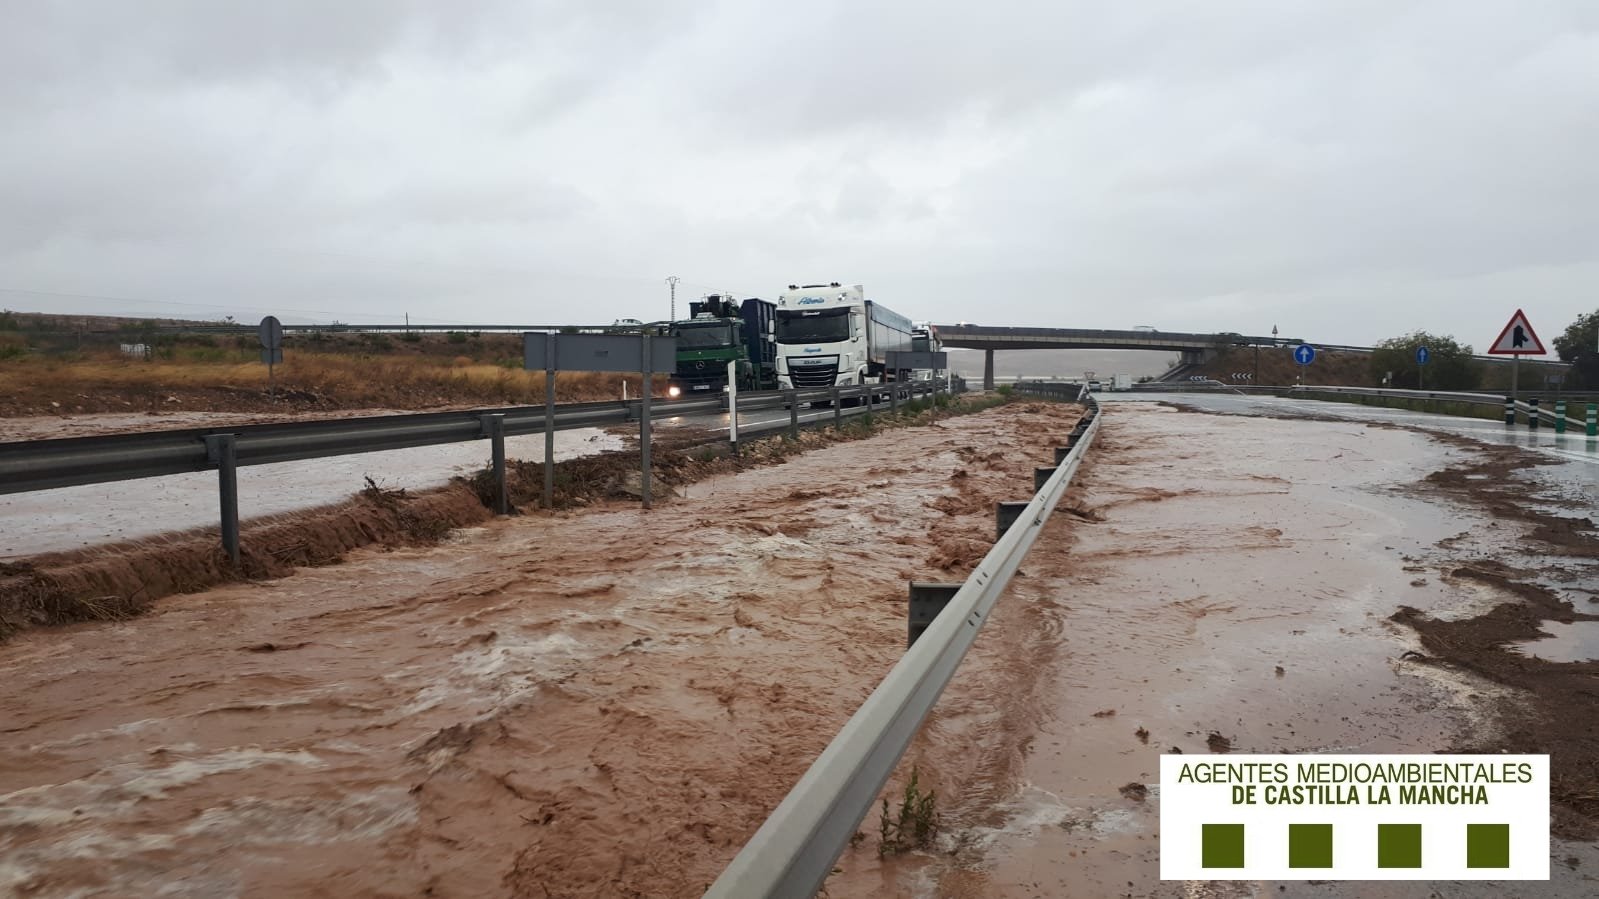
left=1, top=1, right=1597, bottom=344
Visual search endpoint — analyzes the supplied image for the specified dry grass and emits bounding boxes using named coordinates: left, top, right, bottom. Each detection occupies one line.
left=0, top=351, right=655, bottom=415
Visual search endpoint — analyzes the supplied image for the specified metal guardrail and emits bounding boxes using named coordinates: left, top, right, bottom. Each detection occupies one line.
left=0, top=380, right=963, bottom=496
left=705, top=387, right=1099, bottom=898
left=1286, top=385, right=1597, bottom=431
left=0, top=399, right=711, bottom=495
left=1, top=379, right=956, bottom=561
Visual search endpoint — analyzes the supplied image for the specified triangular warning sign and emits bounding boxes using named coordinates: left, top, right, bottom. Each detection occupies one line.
left=1487, top=308, right=1546, bottom=355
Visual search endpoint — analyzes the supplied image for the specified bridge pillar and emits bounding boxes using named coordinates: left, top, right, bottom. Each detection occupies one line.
left=983, top=349, right=995, bottom=390
left=1179, top=348, right=1212, bottom=366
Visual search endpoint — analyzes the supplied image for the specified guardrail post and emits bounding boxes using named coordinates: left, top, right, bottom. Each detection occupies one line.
left=787, top=390, right=800, bottom=439
left=483, top=413, right=509, bottom=514
left=890, top=382, right=899, bottom=414
left=727, top=361, right=740, bottom=457
left=1055, top=446, right=1070, bottom=464
left=1505, top=396, right=1515, bottom=426
left=832, top=387, right=842, bottom=429
left=1588, top=404, right=1597, bottom=437
left=1529, top=397, right=1540, bottom=430
left=907, top=582, right=961, bottom=647
left=996, top=501, right=1030, bottom=539
left=1034, top=467, right=1055, bottom=492
left=544, top=333, right=557, bottom=509
left=1555, top=399, right=1566, bottom=434
left=204, top=434, right=240, bottom=565
left=641, top=336, right=654, bottom=510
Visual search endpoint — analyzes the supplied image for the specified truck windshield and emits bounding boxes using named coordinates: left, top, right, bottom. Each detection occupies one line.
left=775, top=309, right=849, bottom=344
left=673, top=323, right=736, bottom=349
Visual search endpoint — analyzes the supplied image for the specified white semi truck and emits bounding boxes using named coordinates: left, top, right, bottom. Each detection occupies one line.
left=908, top=323, right=942, bottom=382
left=773, top=283, right=915, bottom=398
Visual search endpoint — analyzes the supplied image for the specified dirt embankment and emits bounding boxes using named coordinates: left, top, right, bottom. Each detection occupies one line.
left=1394, top=434, right=1599, bottom=837
left=0, top=395, right=1010, bottom=642
left=1190, top=345, right=1377, bottom=387
left=0, top=402, right=1082, bottom=898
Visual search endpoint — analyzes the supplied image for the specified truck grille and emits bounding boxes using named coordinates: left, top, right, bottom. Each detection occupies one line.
left=786, top=356, right=839, bottom=388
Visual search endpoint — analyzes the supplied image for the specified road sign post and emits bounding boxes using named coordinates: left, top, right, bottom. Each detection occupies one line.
left=525, top=331, right=675, bottom=510
left=258, top=315, right=284, bottom=396
left=1487, top=309, right=1547, bottom=427
left=1555, top=399, right=1566, bottom=434
left=1293, top=344, right=1315, bottom=386
left=1415, top=345, right=1429, bottom=391
left=1588, top=404, right=1597, bottom=437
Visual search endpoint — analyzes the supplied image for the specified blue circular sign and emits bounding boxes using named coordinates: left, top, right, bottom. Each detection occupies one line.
left=1293, top=344, right=1316, bottom=365
left=1416, top=346, right=1431, bottom=365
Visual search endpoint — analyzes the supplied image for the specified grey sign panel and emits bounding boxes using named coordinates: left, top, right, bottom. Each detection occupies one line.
left=258, top=315, right=283, bottom=349
left=524, top=333, right=676, bottom=372
left=260, top=348, right=284, bottom=365
left=886, top=351, right=948, bottom=370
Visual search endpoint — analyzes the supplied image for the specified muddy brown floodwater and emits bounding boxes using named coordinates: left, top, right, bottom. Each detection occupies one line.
left=833, top=403, right=1599, bottom=898
left=0, top=403, right=1081, bottom=898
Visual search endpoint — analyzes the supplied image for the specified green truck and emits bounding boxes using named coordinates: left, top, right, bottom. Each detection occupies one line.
left=666, top=295, right=779, bottom=397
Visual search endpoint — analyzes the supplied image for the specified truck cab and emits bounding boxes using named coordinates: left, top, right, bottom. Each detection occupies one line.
left=666, top=296, right=778, bottom=397
left=773, top=283, right=913, bottom=394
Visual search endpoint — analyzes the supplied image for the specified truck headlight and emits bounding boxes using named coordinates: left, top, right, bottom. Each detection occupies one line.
left=667, top=385, right=681, bottom=398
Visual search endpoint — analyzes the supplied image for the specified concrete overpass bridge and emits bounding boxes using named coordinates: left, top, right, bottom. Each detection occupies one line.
left=935, top=325, right=1296, bottom=389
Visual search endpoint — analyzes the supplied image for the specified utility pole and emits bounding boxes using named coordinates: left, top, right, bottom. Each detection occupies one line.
left=666, top=275, right=680, bottom=323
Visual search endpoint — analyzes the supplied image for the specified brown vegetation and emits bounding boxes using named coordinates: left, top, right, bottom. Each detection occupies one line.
left=0, top=314, right=649, bottom=415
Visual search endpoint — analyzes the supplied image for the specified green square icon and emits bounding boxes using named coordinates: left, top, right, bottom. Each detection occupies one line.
left=1289, top=823, right=1333, bottom=868
left=1378, top=823, right=1422, bottom=869
left=1202, top=823, right=1245, bottom=868
left=1467, top=823, right=1510, bottom=868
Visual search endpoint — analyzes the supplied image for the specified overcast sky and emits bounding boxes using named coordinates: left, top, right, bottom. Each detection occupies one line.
left=2, top=1, right=1596, bottom=347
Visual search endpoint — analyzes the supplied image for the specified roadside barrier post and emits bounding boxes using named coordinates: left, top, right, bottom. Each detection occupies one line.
left=483, top=413, right=509, bottom=514
left=890, top=382, right=899, bottom=414
left=1034, top=467, right=1055, bottom=492
left=544, top=333, right=556, bottom=509
left=996, top=501, right=1030, bottom=539
left=1555, top=399, right=1566, bottom=434
left=832, top=387, right=842, bottom=429
left=906, top=582, right=961, bottom=647
left=787, top=390, right=800, bottom=439
left=204, top=434, right=240, bottom=565
left=1504, top=396, right=1515, bottom=426
left=1529, top=397, right=1540, bottom=430
left=1588, top=404, right=1597, bottom=437
left=640, top=334, right=654, bottom=510
left=727, top=360, right=740, bottom=456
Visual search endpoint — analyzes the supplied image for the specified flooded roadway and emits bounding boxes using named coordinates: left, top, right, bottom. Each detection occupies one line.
left=857, top=401, right=1599, bottom=897
left=0, top=403, right=1076, bottom=897
left=5, top=398, right=1597, bottom=897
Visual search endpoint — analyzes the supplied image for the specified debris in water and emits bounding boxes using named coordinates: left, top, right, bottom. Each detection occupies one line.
left=1134, top=726, right=1149, bottom=743
left=1206, top=732, right=1233, bottom=753
left=1091, top=708, right=1116, bottom=718
left=1119, top=782, right=1148, bottom=802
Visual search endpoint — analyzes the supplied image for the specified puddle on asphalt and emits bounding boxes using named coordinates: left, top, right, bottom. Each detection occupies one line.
left=1510, top=620, right=1599, bottom=663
